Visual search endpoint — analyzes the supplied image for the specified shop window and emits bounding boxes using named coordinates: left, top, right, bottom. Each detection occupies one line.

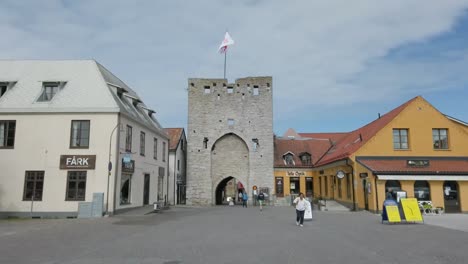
left=120, top=174, right=132, bottom=204
left=23, top=171, right=44, bottom=201
left=433, top=129, right=449, bottom=149
left=66, top=171, right=87, bottom=201
left=414, top=181, right=430, bottom=201
left=275, top=177, right=284, bottom=197
left=290, top=177, right=300, bottom=195
left=70, top=120, right=90, bottom=148
left=0, top=120, right=16, bottom=148
left=393, top=129, right=409, bottom=149
left=385, top=180, right=401, bottom=200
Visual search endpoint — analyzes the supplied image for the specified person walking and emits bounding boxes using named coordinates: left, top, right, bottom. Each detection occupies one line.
left=258, top=191, right=265, bottom=211
left=242, top=191, right=248, bottom=208
left=386, top=188, right=394, bottom=200
left=293, top=193, right=306, bottom=227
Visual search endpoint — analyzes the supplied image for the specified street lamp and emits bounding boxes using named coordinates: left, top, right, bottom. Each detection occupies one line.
left=106, top=122, right=120, bottom=215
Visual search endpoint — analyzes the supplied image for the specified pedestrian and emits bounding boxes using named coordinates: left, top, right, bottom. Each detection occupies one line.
left=238, top=191, right=243, bottom=203
left=258, top=191, right=265, bottom=211
left=293, top=193, right=306, bottom=227
left=242, top=191, right=248, bottom=208
left=386, top=188, right=394, bottom=200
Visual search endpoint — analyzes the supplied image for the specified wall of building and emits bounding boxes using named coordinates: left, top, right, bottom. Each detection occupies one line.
left=187, top=77, right=274, bottom=205
left=0, top=113, right=118, bottom=216
left=114, top=115, right=169, bottom=212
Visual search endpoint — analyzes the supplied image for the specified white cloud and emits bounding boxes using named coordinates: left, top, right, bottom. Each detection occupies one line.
left=1, top=0, right=468, bottom=130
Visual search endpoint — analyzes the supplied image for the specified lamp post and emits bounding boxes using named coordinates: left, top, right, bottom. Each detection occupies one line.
left=106, top=123, right=120, bottom=215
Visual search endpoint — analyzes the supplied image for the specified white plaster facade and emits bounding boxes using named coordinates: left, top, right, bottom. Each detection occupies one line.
left=165, top=128, right=187, bottom=205
left=0, top=60, right=169, bottom=218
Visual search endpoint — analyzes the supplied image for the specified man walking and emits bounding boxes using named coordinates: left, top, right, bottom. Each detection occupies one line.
left=258, top=191, right=265, bottom=211
left=293, top=193, right=306, bottom=227
left=242, top=191, right=248, bottom=208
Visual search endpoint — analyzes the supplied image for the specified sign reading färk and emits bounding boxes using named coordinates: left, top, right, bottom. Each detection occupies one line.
left=60, top=155, right=96, bottom=170
left=287, top=171, right=306, bottom=177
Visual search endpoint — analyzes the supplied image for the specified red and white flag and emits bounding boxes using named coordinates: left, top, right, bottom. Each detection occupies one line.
left=218, top=32, right=234, bottom=53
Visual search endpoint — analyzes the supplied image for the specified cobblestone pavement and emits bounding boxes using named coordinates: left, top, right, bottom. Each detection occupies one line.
left=1, top=206, right=467, bottom=264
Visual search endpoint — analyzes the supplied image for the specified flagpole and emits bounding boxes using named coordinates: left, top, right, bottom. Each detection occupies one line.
left=224, top=51, right=227, bottom=79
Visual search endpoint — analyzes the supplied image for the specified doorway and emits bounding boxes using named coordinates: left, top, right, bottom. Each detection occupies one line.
left=362, top=179, right=369, bottom=211
left=443, top=181, right=460, bottom=213
left=143, top=174, right=150, bottom=205
left=215, top=177, right=244, bottom=205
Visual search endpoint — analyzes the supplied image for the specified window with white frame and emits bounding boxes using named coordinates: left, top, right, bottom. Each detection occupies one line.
left=37, top=82, right=65, bottom=102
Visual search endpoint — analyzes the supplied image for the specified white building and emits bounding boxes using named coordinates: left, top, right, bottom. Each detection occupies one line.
left=0, top=60, right=169, bottom=218
left=165, top=128, right=187, bottom=205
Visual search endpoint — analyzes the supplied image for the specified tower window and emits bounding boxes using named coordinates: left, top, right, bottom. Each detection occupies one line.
left=253, top=86, right=259, bottom=95
left=227, top=86, right=233, bottom=94
left=204, top=86, right=210, bottom=94
left=228, top=119, right=235, bottom=126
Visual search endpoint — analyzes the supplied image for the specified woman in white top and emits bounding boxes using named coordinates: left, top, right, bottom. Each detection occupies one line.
left=293, top=193, right=306, bottom=226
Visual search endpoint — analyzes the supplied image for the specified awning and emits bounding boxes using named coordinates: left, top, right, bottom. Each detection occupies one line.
left=376, top=175, right=468, bottom=181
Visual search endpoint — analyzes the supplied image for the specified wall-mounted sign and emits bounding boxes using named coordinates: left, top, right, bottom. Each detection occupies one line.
left=287, top=171, right=306, bottom=177
left=336, top=170, right=345, bottom=179
left=122, top=159, right=135, bottom=173
left=60, top=155, right=96, bottom=170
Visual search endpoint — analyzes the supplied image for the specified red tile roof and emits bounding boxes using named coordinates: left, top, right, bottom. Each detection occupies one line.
left=356, top=157, right=468, bottom=175
left=315, top=96, right=419, bottom=166
left=298, top=132, right=348, bottom=143
left=164, top=128, right=184, bottom=151
left=274, top=138, right=332, bottom=168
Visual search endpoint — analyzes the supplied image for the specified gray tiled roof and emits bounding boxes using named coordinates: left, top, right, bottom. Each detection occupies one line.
left=0, top=60, right=166, bottom=137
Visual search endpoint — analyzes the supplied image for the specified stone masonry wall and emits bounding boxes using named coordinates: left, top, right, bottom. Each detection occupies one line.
left=187, top=77, right=274, bottom=205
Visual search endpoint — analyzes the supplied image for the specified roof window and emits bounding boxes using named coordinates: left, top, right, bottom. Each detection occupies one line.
left=37, top=82, right=66, bottom=102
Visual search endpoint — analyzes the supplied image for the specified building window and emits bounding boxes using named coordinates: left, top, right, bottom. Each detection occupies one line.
left=338, top=178, right=343, bottom=198
left=385, top=180, right=401, bottom=200
left=393, top=129, right=409, bottom=149
left=23, top=171, right=44, bottom=201
left=227, top=119, right=235, bottom=126
left=252, top=138, right=259, bottom=151
left=203, top=137, right=209, bottom=149
left=227, top=86, right=233, bottom=94
left=283, top=153, right=294, bottom=166
left=204, top=86, right=210, bottom=94
left=433, top=129, right=449, bottom=149
left=177, top=160, right=180, bottom=171
left=346, top=173, right=352, bottom=199
left=37, top=82, right=64, bottom=102
left=162, top=142, right=166, bottom=162
left=70, top=120, right=90, bottom=148
left=253, top=86, right=259, bottom=95
left=180, top=139, right=184, bottom=151
left=0, top=82, right=9, bottom=97
left=125, top=125, right=132, bottom=152
left=158, top=167, right=165, bottom=200
left=290, top=177, right=300, bottom=195
left=275, top=177, right=284, bottom=197
left=120, top=174, right=132, bottom=204
left=0, top=120, right=16, bottom=148
left=414, top=180, right=431, bottom=201
left=153, top=138, right=158, bottom=160
left=66, top=171, right=87, bottom=201
left=140, top=131, right=146, bottom=156
left=300, top=153, right=311, bottom=165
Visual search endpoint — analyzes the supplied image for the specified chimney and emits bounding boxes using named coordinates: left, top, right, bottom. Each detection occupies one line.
left=378, top=113, right=381, bottom=119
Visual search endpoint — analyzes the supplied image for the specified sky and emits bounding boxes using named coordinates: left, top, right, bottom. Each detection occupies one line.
left=1, top=0, right=468, bottom=135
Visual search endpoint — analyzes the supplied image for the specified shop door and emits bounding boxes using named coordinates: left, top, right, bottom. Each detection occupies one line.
left=444, top=181, right=460, bottom=213
left=363, top=180, right=369, bottom=211
left=143, top=174, right=150, bottom=205
left=306, top=177, right=314, bottom=198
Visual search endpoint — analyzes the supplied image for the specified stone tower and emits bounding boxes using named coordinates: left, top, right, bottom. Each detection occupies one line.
left=186, top=77, right=274, bottom=205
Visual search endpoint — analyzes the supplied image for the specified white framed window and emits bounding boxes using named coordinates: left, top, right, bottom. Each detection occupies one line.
left=37, top=82, right=66, bottom=102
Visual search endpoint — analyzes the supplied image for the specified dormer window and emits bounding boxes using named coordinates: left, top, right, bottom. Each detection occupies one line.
left=0, top=82, right=16, bottom=98
left=300, top=153, right=312, bottom=165
left=283, top=153, right=295, bottom=166
left=37, top=82, right=65, bottom=102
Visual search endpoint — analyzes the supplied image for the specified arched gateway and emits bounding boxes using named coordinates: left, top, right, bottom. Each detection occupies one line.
left=212, top=134, right=249, bottom=205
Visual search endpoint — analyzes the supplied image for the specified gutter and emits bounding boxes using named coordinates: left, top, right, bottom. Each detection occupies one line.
left=345, top=158, right=357, bottom=211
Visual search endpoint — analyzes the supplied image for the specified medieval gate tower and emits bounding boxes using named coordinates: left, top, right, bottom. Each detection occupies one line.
left=186, top=77, right=274, bottom=205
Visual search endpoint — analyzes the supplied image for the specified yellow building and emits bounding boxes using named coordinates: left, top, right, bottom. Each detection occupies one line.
left=274, top=96, right=468, bottom=213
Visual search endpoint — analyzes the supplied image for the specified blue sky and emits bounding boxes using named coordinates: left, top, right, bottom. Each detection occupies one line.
left=1, top=0, right=468, bottom=134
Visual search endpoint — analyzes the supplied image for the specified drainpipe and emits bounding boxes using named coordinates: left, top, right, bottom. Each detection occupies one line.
left=374, top=174, right=379, bottom=214
left=345, top=158, right=357, bottom=211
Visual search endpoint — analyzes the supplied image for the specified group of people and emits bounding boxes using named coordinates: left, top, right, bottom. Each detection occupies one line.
left=235, top=190, right=266, bottom=209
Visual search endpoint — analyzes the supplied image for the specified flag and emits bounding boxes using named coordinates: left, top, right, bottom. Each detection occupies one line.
left=218, top=32, right=234, bottom=53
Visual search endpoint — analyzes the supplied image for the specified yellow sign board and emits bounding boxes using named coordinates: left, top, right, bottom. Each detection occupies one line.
left=385, top=205, right=401, bottom=223
left=401, top=198, right=423, bottom=222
